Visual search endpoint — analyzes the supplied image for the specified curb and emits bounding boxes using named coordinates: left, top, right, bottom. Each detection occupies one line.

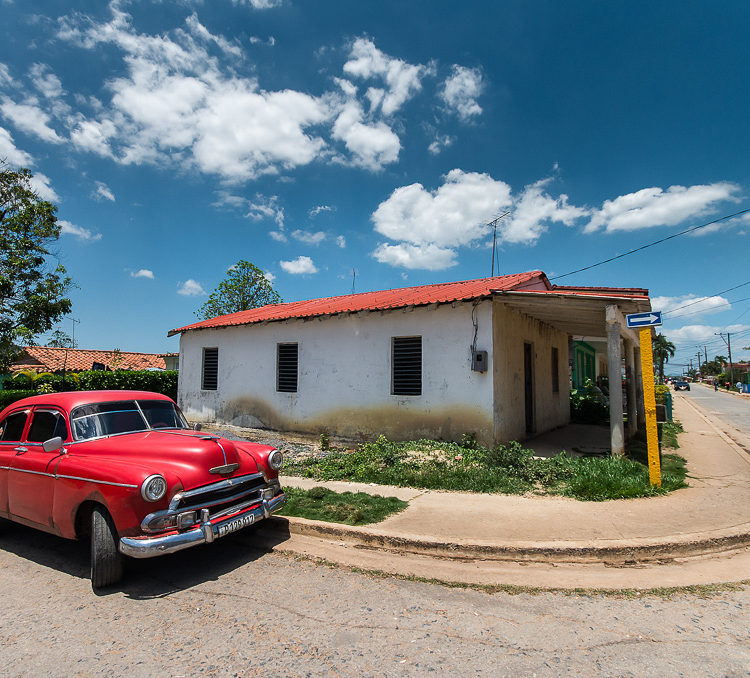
left=259, top=516, right=750, bottom=565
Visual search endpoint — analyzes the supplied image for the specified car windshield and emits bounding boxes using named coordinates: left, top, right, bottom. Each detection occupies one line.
left=70, top=400, right=189, bottom=440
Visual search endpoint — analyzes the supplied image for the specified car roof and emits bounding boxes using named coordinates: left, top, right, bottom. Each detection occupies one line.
left=0, top=390, right=174, bottom=417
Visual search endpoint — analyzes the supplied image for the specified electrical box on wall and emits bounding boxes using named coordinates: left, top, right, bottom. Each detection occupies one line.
left=471, top=350, right=488, bottom=372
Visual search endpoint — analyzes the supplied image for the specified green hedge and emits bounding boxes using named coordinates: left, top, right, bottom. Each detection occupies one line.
left=0, top=390, right=36, bottom=409
left=2, top=371, right=178, bottom=401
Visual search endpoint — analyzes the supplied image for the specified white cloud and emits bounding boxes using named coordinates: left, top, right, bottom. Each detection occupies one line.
left=427, top=134, right=454, bottom=155
left=440, top=65, right=483, bottom=120
left=0, top=63, right=13, bottom=87
left=269, top=230, right=287, bottom=242
left=280, top=255, right=318, bottom=274
left=0, top=125, right=34, bottom=165
left=585, top=182, right=742, bottom=233
left=131, top=268, right=154, bottom=279
left=28, top=63, right=65, bottom=100
left=57, top=5, right=331, bottom=180
left=331, top=98, right=400, bottom=170
left=93, top=181, right=115, bottom=201
left=59, top=219, right=102, bottom=241
left=373, top=242, right=457, bottom=270
left=0, top=98, right=64, bottom=144
left=178, top=279, right=206, bottom=296
left=655, top=294, right=731, bottom=318
left=343, top=37, right=429, bottom=116
left=291, top=229, right=326, bottom=245
left=233, top=0, right=283, bottom=8
left=249, top=35, right=276, bottom=47
left=309, top=204, right=334, bottom=217
left=29, top=172, right=59, bottom=202
left=264, top=271, right=276, bottom=283
left=336, top=235, right=346, bottom=248
left=371, top=170, right=588, bottom=270
left=663, top=324, right=750, bottom=346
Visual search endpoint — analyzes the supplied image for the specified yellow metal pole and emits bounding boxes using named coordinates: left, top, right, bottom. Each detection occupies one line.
left=638, top=327, right=661, bottom=487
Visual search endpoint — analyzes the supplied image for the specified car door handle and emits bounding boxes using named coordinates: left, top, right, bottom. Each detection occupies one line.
left=14, top=446, right=28, bottom=454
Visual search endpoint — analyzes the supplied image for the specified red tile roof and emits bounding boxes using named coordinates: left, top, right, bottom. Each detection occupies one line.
left=169, top=270, right=647, bottom=336
left=11, top=347, right=167, bottom=373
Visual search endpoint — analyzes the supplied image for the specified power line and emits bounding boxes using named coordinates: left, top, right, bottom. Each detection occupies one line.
left=662, top=281, right=750, bottom=316
left=666, top=294, right=750, bottom=321
left=548, top=207, right=750, bottom=282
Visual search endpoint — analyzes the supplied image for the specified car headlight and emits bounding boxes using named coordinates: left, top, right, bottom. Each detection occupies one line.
left=267, top=450, right=283, bottom=470
left=141, top=474, right=168, bottom=502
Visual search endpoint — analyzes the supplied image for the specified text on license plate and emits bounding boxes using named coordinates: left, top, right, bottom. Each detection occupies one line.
left=216, top=512, right=255, bottom=538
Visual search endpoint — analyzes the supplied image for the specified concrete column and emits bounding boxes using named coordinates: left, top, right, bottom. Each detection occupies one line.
left=634, top=345, right=645, bottom=429
left=606, top=305, right=625, bottom=457
left=625, top=339, right=637, bottom=438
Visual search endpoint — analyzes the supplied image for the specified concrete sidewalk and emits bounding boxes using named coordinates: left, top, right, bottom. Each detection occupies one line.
left=256, top=394, right=750, bottom=589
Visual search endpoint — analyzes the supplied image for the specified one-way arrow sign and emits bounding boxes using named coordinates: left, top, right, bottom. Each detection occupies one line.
left=626, top=311, right=662, bottom=328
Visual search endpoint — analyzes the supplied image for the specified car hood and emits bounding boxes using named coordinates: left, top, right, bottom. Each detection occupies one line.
left=69, top=429, right=269, bottom=489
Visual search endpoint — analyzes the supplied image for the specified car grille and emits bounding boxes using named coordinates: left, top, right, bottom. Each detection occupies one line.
left=173, top=473, right=267, bottom=518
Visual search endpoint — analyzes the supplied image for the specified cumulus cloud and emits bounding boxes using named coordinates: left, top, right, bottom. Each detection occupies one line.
left=654, top=294, right=731, bottom=320
left=280, top=255, right=318, bottom=274
left=60, top=219, right=102, bottom=241
left=93, top=180, right=115, bottom=201
left=309, top=204, right=334, bottom=217
left=131, top=268, right=154, bottom=279
left=269, top=230, right=287, bottom=242
left=663, top=323, right=750, bottom=346
left=28, top=172, right=59, bottom=202
left=585, top=182, right=741, bottom=233
left=29, top=63, right=65, bottom=100
left=336, top=235, right=346, bottom=248
left=0, top=98, right=64, bottom=144
left=291, top=229, right=326, bottom=245
left=427, top=134, right=454, bottom=155
left=440, top=65, right=483, bottom=120
left=57, top=6, right=331, bottom=180
left=331, top=98, right=401, bottom=170
left=343, top=37, right=429, bottom=116
left=233, top=0, right=283, bottom=8
left=371, top=170, right=589, bottom=270
left=0, top=125, right=34, bottom=166
left=178, top=279, right=206, bottom=296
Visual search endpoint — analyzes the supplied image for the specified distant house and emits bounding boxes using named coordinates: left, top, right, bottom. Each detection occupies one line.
left=169, top=271, right=652, bottom=453
left=11, top=346, right=167, bottom=373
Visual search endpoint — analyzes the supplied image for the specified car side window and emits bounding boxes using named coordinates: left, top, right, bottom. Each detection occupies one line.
left=0, top=411, right=29, bottom=442
left=26, top=410, right=68, bottom=443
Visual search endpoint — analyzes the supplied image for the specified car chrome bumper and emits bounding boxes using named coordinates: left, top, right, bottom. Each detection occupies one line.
left=119, top=492, right=286, bottom=559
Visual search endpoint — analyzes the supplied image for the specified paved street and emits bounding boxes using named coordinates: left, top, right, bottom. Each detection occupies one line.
left=0, top=516, right=748, bottom=676
left=681, top=386, right=750, bottom=450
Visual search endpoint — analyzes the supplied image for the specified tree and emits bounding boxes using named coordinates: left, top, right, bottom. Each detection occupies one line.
left=196, top=260, right=282, bottom=319
left=652, top=333, right=676, bottom=384
left=48, top=329, right=75, bottom=348
left=0, top=164, right=72, bottom=372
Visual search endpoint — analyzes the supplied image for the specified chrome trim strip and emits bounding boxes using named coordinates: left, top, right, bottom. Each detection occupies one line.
left=215, top=440, right=228, bottom=465
left=175, top=472, right=264, bottom=504
left=209, top=463, right=239, bottom=475
left=8, top=467, right=53, bottom=477
left=55, top=474, right=139, bottom=489
left=120, top=492, right=286, bottom=558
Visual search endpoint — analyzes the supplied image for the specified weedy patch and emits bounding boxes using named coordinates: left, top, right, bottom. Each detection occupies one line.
left=277, top=486, right=408, bottom=525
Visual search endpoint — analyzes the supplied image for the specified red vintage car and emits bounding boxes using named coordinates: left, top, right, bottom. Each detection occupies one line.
left=0, top=390, right=285, bottom=588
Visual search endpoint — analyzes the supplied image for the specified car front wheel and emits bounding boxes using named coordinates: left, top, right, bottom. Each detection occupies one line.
left=91, top=506, right=124, bottom=589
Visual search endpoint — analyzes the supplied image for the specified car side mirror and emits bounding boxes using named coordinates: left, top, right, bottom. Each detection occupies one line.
left=192, top=422, right=202, bottom=431
left=42, top=436, right=63, bottom=453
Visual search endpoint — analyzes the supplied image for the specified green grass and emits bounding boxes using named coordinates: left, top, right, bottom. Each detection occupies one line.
left=277, top=486, right=408, bottom=525
left=285, top=434, right=688, bottom=502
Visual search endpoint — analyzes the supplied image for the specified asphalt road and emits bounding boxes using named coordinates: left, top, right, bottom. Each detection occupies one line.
left=680, top=386, right=750, bottom=450
left=1, top=518, right=748, bottom=677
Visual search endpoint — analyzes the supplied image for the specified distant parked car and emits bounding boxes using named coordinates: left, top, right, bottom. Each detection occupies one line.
left=673, top=380, right=691, bottom=391
left=0, top=390, right=285, bottom=589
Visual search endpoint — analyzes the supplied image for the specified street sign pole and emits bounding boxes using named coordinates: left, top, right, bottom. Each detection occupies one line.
left=638, top=327, right=661, bottom=487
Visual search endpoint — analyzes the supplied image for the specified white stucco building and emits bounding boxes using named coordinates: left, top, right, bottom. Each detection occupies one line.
left=169, top=271, right=652, bottom=451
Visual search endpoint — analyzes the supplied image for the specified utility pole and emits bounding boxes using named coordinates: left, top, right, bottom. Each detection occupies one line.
left=704, top=345, right=708, bottom=364
left=488, top=211, right=511, bottom=277
left=716, top=332, right=734, bottom=384
left=697, top=351, right=702, bottom=378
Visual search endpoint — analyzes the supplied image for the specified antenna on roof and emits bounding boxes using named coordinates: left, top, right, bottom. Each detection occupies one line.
left=351, top=268, right=356, bottom=294
left=488, top=211, right=511, bottom=277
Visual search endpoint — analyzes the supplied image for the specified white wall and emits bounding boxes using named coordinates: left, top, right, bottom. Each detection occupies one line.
left=178, top=300, right=496, bottom=444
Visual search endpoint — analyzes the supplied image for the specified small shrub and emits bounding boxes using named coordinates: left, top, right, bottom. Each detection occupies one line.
left=277, top=486, right=408, bottom=525
left=570, top=379, right=609, bottom=424
left=0, top=390, right=36, bottom=409
left=319, top=431, right=330, bottom=451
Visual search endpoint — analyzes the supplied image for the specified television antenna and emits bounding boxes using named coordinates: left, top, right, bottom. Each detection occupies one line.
left=488, top=211, right=511, bottom=277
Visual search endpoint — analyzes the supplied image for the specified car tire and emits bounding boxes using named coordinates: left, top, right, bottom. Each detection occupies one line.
left=91, top=506, right=124, bottom=589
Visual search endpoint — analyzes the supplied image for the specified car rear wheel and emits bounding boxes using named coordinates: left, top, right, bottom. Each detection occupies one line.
left=91, top=506, right=124, bottom=589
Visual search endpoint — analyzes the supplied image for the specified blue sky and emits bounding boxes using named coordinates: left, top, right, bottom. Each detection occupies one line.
left=1, top=0, right=749, bottom=370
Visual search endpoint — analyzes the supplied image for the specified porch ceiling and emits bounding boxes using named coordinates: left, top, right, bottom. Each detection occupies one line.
left=491, top=291, right=651, bottom=338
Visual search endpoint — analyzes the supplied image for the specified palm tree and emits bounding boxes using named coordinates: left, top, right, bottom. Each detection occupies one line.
left=652, top=333, right=676, bottom=383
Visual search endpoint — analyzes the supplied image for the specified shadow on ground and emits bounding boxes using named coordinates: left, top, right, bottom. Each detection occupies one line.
left=0, top=516, right=291, bottom=599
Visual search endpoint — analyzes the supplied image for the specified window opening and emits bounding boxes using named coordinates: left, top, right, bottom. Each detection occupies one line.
left=392, top=336, right=422, bottom=396
left=277, top=343, right=299, bottom=393
left=202, top=347, right=218, bottom=390
left=552, top=347, right=560, bottom=393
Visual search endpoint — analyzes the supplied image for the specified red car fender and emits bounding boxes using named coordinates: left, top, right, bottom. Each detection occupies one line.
left=51, top=455, right=182, bottom=539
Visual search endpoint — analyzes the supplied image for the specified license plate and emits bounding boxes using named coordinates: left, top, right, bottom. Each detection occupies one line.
left=216, top=512, right=255, bottom=538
